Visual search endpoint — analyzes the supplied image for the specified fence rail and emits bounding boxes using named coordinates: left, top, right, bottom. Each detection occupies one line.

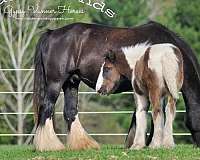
left=0, top=110, right=190, bottom=136
left=0, top=69, right=35, bottom=71
left=0, top=110, right=186, bottom=115
left=0, top=133, right=191, bottom=136
left=0, top=68, right=190, bottom=137
left=0, top=91, right=134, bottom=94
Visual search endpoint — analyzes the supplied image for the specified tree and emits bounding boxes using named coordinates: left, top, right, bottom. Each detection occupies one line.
left=156, top=0, right=200, bottom=61
left=0, top=0, right=48, bottom=145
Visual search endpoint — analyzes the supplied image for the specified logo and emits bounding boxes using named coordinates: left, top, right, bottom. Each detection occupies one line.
left=79, top=0, right=115, bottom=18
left=0, top=0, right=10, bottom=5
left=1, top=0, right=116, bottom=21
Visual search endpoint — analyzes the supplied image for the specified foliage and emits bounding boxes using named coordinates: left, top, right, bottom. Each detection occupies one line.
left=156, top=0, right=200, bottom=61
left=89, top=0, right=150, bottom=26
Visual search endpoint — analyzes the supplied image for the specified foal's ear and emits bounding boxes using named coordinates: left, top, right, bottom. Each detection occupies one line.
left=105, top=50, right=116, bottom=63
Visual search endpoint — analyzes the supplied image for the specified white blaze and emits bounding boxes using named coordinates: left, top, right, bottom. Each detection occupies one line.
left=96, top=62, right=105, bottom=92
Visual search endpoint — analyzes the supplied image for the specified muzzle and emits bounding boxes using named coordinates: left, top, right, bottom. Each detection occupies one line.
left=97, top=86, right=109, bottom=95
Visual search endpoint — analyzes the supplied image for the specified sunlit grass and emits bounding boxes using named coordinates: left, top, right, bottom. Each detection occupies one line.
left=0, top=144, right=199, bottom=160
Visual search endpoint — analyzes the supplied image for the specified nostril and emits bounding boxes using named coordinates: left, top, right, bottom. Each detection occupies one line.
left=97, top=88, right=102, bottom=94
left=97, top=87, right=106, bottom=95
left=101, top=88, right=108, bottom=95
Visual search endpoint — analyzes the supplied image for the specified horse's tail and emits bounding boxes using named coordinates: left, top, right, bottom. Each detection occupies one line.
left=162, top=50, right=181, bottom=99
left=33, top=30, right=51, bottom=126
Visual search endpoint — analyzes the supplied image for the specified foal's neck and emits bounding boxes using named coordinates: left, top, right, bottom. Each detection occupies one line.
left=121, top=43, right=151, bottom=80
left=119, top=64, right=132, bottom=80
left=115, top=53, right=133, bottom=80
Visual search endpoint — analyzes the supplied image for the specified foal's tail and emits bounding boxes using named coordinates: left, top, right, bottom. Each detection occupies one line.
left=162, top=49, right=182, bottom=99
left=33, top=31, right=51, bottom=126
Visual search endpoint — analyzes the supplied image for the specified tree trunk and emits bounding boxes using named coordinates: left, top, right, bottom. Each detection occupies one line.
left=17, top=70, right=23, bottom=145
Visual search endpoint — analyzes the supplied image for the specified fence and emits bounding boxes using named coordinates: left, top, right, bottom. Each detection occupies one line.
left=0, top=69, right=191, bottom=137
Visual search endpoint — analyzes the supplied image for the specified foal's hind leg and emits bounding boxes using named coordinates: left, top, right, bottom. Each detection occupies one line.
left=149, top=91, right=164, bottom=149
left=34, top=81, right=65, bottom=151
left=163, top=96, right=176, bottom=148
left=63, top=76, right=100, bottom=150
left=131, top=93, right=149, bottom=150
left=125, top=112, right=136, bottom=148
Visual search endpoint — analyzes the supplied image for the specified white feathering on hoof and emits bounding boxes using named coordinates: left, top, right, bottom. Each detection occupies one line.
left=67, top=115, right=100, bottom=150
left=33, top=118, right=65, bottom=151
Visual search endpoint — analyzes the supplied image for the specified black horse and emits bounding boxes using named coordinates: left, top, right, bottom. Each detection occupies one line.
left=33, top=21, right=200, bottom=151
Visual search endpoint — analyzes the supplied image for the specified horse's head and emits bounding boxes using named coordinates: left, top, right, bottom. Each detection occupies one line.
left=96, top=50, right=122, bottom=95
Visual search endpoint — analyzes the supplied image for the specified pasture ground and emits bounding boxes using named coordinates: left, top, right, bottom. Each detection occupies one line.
left=0, top=145, right=199, bottom=160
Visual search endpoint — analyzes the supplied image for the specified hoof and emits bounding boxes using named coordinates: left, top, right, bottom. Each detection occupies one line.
left=149, top=142, right=162, bottom=149
left=125, top=127, right=135, bottom=149
left=33, top=118, right=65, bottom=151
left=163, top=140, right=175, bottom=148
left=67, top=116, right=100, bottom=150
left=163, top=134, right=175, bottom=148
left=67, top=133, right=100, bottom=150
left=130, top=143, right=145, bottom=150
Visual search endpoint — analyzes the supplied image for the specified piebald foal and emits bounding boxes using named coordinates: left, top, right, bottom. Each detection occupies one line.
left=96, top=43, right=183, bottom=149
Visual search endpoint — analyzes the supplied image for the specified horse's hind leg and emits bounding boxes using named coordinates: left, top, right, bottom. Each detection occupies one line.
left=163, top=96, right=176, bottom=148
left=33, top=81, right=65, bottom=151
left=63, top=75, right=100, bottom=150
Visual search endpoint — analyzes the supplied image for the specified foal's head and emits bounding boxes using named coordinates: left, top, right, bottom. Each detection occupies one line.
left=96, top=51, right=122, bottom=95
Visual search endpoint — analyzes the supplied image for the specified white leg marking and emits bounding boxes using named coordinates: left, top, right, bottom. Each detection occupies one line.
left=33, top=118, right=65, bottom=151
left=96, top=62, right=105, bottom=92
left=131, top=93, right=148, bottom=150
left=149, top=111, right=164, bottom=149
left=163, top=101, right=175, bottom=148
left=67, top=115, right=100, bottom=150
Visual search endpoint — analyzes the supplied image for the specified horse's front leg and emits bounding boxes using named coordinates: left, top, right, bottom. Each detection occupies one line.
left=131, top=93, right=149, bottom=150
left=63, top=75, right=100, bottom=150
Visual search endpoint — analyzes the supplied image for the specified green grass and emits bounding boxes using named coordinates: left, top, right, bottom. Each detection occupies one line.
left=0, top=145, right=199, bottom=160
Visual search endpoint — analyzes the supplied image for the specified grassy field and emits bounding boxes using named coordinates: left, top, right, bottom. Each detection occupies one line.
left=0, top=145, right=199, bottom=160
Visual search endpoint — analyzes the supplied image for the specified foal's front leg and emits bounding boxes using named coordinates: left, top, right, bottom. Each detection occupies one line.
left=131, top=93, right=149, bottom=150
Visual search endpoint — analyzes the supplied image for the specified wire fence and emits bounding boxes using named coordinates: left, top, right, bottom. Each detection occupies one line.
left=0, top=69, right=191, bottom=137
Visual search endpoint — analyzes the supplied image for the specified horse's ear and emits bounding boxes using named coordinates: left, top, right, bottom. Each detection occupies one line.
left=105, top=50, right=116, bottom=63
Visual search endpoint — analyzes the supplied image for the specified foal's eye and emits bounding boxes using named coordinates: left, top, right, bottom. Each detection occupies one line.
left=103, top=67, right=111, bottom=73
